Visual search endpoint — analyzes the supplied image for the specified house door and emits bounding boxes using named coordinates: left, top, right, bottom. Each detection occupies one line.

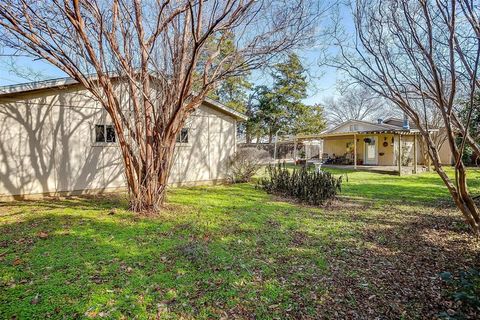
left=364, top=136, right=378, bottom=165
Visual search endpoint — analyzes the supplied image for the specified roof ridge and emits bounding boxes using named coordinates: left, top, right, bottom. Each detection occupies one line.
left=0, top=75, right=247, bottom=121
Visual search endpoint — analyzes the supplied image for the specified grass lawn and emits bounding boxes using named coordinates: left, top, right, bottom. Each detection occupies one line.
left=1, top=168, right=479, bottom=319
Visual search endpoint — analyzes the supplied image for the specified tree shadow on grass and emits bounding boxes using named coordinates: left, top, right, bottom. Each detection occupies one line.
left=0, top=184, right=478, bottom=319
left=0, top=190, right=335, bottom=319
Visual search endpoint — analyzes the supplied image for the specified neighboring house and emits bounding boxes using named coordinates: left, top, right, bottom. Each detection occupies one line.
left=317, top=117, right=452, bottom=169
left=0, top=77, right=247, bottom=199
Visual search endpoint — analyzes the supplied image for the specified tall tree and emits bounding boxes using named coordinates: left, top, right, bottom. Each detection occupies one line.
left=254, top=53, right=326, bottom=142
left=271, top=53, right=308, bottom=137
left=293, top=103, right=326, bottom=135
left=0, top=0, right=323, bottom=213
left=332, top=0, right=480, bottom=234
left=323, top=86, right=388, bottom=125
left=206, top=32, right=252, bottom=113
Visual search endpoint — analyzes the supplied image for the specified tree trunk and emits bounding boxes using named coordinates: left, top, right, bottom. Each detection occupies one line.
left=127, top=134, right=177, bottom=213
left=423, top=130, right=480, bottom=235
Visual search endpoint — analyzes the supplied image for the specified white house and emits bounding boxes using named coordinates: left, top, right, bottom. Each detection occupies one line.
left=0, top=77, right=247, bottom=199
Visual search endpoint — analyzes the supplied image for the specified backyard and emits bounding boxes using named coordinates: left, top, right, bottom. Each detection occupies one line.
left=1, top=168, right=479, bottom=319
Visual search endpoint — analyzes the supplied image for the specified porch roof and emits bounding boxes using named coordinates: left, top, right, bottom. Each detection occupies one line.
left=296, top=129, right=425, bottom=141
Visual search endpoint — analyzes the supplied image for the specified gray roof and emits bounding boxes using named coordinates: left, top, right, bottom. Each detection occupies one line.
left=322, top=119, right=413, bottom=135
left=0, top=76, right=247, bottom=121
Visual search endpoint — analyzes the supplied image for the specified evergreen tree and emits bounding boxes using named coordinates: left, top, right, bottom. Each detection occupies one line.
left=205, top=31, right=252, bottom=113
left=254, top=53, right=325, bottom=142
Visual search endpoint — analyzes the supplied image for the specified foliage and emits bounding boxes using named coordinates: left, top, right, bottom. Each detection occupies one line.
left=227, top=148, right=270, bottom=183
left=456, top=136, right=476, bottom=166
left=205, top=31, right=253, bottom=114
left=457, top=93, right=480, bottom=166
left=258, top=163, right=342, bottom=205
left=439, top=269, right=480, bottom=318
left=246, top=53, right=326, bottom=142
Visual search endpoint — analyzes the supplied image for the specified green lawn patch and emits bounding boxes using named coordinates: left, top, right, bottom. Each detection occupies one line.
left=1, top=168, right=479, bottom=319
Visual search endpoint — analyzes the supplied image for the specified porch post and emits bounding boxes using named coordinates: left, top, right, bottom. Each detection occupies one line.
left=353, top=133, right=357, bottom=169
left=413, top=134, right=418, bottom=174
left=398, top=134, right=402, bottom=176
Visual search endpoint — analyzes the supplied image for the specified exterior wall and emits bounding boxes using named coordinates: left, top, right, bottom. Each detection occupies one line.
left=0, top=86, right=237, bottom=198
left=376, top=134, right=395, bottom=165
left=393, top=135, right=416, bottom=166
left=437, top=140, right=453, bottom=165
left=322, top=136, right=355, bottom=158
left=322, top=133, right=419, bottom=166
left=169, top=105, right=236, bottom=184
left=358, top=133, right=396, bottom=166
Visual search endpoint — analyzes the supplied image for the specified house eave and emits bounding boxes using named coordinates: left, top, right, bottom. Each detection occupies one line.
left=202, top=97, right=248, bottom=121
left=0, top=76, right=248, bottom=121
left=297, top=129, right=434, bottom=140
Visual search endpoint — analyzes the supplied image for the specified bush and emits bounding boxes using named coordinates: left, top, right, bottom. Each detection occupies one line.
left=439, top=268, right=480, bottom=318
left=258, top=163, right=342, bottom=205
left=227, top=147, right=270, bottom=183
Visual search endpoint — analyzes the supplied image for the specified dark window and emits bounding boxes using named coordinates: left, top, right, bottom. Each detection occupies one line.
left=95, top=125, right=105, bottom=143
left=106, top=125, right=116, bottom=142
left=95, top=124, right=116, bottom=143
left=176, top=128, right=189, bottom=143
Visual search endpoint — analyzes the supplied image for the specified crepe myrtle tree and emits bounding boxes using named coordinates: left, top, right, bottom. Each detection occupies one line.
left=332, top=0, right=480, bottom=234
left=0, top=0, right=328, bottom=213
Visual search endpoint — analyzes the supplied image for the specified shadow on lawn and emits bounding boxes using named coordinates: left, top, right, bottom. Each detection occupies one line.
left=0, top=184, right=478, bottom=319
left=0, top=188, right=333, bottom=319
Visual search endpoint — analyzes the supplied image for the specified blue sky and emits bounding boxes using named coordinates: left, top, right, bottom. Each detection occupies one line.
left=0, top=52, right=341, bottom=105
left=0, top=5, right=352, bottom=106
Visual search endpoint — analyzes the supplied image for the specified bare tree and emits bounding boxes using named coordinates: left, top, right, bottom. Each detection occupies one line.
left=323, top=85, right=389, bottom=125
left=0, top=0, right=327, bottom=213
left=332, top=0, right=480, bottom=234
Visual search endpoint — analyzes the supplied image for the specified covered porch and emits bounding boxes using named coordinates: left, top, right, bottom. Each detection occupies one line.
left=320, top=164, right=428, bottom=175
left=294, top=130, right=426, bottom=176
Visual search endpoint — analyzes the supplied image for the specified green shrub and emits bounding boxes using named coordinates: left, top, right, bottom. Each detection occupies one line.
left=439, top=269, right=480, bottom=318
left=258, top=163, right=342, bottom=205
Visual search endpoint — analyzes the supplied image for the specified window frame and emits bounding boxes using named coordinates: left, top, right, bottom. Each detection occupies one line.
left=175, top=128, right=190, bottom=145
left=93, top=124, right=117, bottom=146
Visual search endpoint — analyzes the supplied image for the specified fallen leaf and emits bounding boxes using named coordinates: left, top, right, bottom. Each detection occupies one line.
left=37, top=232, right=49, bottom=239
left=31, top=293, right=40, bottom=305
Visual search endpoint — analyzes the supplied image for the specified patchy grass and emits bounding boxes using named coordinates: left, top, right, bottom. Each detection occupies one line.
left=323, top=167, right=480, bottom=204
left=0, top=169, right=479, bottom=319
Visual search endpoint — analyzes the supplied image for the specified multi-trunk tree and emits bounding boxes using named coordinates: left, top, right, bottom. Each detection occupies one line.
left=0, top=0, right=324, bottom=213
left=333, top=0, right=480, bottom=234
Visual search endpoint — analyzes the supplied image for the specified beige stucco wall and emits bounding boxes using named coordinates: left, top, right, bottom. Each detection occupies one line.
left=0, top=85, right=237, bottom=198
left=322, top=133, right=421, bottom=166
left=437, top=139, right=454, bottom=165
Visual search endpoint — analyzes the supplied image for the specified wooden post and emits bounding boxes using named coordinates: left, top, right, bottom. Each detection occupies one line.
left=398, top=134, right=402, bottom=176
left=413, top=134, right=418, bottom=174
left=353, top=133, right=357, bottom=169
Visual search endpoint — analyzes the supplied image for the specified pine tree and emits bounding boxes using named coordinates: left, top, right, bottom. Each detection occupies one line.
left=262, top=53, right=325, bottom=140
left=206, top=31, right=252, bottom=113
